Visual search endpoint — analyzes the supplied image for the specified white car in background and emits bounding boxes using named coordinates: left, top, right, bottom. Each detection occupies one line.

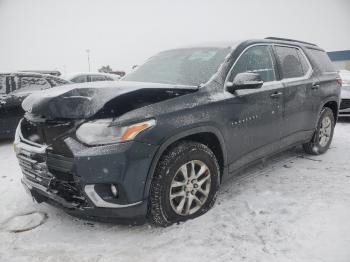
left=339, top=70, right=350, bottom=117
left=61, top=72, right=120, bottom=83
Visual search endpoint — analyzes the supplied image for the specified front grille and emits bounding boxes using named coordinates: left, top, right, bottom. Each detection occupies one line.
left=18, top=152, right=53, bottom=188
left=17, top=148, right=86, bottom=207
left=340, top=99, right=350, bottom=110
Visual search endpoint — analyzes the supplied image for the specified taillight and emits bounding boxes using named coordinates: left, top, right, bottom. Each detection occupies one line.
left=336, top=77, right=342, bottom=87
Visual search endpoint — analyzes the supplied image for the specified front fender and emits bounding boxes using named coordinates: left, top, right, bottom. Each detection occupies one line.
left=142, top=125, right=227, bottom=199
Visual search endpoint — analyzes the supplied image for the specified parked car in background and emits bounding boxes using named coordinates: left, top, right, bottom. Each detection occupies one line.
left=14, top=38, right=341, bottom=226
left=20, top=70, right=62, bottom=76
left=339, top=70, right=350, bottom=117
left=0, top=72, right=70, bottom=139
left=61, top=72, right=120, bottom=83
left=111, top=71, right=126, bottom=77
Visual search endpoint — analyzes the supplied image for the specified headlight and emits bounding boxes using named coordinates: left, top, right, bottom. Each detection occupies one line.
left=76, top=118, right=156, bottom=145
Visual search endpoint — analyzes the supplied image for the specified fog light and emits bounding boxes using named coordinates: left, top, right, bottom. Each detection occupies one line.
left=110, top=184, right=118, bottom=198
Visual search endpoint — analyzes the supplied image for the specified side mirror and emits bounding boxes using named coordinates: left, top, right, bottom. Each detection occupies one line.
left=226, top=72, right=263, bottom=92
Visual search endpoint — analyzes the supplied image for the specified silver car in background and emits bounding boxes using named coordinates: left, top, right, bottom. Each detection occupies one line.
left=61, top=72, right=120, bottom=83
left=339, top=70, right=350, bottom=117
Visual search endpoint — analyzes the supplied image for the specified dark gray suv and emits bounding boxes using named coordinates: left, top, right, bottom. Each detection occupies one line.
left=14, top=38, right=341, bottom=226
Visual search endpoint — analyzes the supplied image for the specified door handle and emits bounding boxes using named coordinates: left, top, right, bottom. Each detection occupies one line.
left=312, top=83, right=320, bottom=89
left=270, top=92, right=282, bottom=99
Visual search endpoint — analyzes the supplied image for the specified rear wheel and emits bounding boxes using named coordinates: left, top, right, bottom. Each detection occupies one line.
left=303, top=107, right=335, bottom=155
left=149, top=141, right=220, bottom=227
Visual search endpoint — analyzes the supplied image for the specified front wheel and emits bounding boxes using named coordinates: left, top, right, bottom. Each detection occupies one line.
left=148, top=141, right=220, bottom=227
left=303, top=107, right=335, bottom=155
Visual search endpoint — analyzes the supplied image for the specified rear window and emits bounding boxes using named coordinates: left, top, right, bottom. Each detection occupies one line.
left=275, top=46, right=305, bottom=79
left=308, top=49, right=335, bottom=73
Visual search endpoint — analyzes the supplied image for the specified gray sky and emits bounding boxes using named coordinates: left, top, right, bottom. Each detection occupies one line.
left=0, top=0, right=349, bottom=73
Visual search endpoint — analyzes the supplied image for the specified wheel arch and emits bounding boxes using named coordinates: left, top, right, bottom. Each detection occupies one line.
left=143, top=126, right=227, bottom=199
left=319, top=97, right=339, bottom=123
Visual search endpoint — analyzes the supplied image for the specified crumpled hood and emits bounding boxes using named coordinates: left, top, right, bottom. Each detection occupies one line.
left=22, top=80, right=197, bottom=120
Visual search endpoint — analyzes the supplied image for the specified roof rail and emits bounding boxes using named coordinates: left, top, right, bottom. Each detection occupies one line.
left=265, top=37, right=317, bottom=46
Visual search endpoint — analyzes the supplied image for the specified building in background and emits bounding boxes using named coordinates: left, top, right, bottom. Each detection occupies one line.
left=328, top=50, right=350, bottom=71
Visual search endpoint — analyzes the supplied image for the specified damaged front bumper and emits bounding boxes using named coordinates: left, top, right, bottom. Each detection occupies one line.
left=14, top=122, right=157, bottom=224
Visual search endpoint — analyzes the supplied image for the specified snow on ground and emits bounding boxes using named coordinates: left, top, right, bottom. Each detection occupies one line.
left=1, top=120, right=350, bottom=262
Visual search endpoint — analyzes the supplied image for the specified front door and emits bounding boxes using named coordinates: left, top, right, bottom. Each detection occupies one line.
left=223, top=45, right=284, bottom=172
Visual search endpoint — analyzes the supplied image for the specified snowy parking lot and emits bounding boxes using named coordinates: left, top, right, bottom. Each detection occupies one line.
left=0, top=120, right=350, bottom=262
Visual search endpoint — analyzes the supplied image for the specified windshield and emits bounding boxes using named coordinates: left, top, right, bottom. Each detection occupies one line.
left=124, top=47, right=231, bottom=86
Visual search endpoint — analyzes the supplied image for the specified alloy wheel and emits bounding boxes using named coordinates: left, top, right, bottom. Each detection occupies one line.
left=319, top=116, right=332, bottom=147
left=169, top=160, right=211, bottom=216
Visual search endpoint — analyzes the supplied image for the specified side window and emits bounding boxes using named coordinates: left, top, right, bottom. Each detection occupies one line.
left=71, top=75, right=88, bottom=83
left=229, top=45, right=276, bottom=83
left=296, top=49, right=310, bottom=74
left=91, top=75, right=108, bottom=82
left=17, top=77, right=51, bottom=92
left=48, top=77, right=68, bottom=87
left=308, top=49, right=335, bottom=73
left=275, top=46, right=305, bottom=79
left=0, top=76, right=6, bottom=94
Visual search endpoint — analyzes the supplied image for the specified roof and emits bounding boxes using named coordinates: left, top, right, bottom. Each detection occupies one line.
left=0, top=72, right=68, bottom=82
left=173, top=37, right=322, bottom=51
left=19, top=70, right=61, bottom=76
left=265, top=37, right=317, bottom=46
left=0, top=71, right=54, bottom=77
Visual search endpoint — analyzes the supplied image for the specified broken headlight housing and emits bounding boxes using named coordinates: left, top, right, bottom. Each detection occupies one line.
left=76, top=118, right=156, bottom=145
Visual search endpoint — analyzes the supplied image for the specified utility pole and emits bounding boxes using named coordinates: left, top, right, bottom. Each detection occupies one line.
left=86, top=49, right=91, bottom=72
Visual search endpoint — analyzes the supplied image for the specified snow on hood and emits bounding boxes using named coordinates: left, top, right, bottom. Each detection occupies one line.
left=22, top=80, right=198, bottom=120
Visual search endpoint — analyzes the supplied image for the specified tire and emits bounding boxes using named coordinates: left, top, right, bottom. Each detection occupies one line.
left=148, top=141, right=220, bottom=227
left=303, top=107, right=335, bottom=155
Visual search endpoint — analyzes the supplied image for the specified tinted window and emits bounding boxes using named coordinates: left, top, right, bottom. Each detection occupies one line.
left=71, top=75, right=88, bottom=83
left=0, top=76, right=6, bottom=94
left=17, top=77, right=51, bottom=92
left=275, top=46, right=305, bottom=78
left=91, top=75, right=108, bottom=82
left=124, top=47, right=231, bottom=86
left=308, top=49, right=335, bottom=73
left=48, top=77, right=68, bottom=87
left=296, top=49, right=310, bottom=74
left=229, top=45, right=276, bottom=82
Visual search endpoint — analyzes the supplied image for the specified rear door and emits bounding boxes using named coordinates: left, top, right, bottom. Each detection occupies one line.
left=273, top=45, right=315, bottom=143
left=224, top=45, right=284, bottom=171
left=306, top=49, right=340, bottom=122
left=0, top=75, right=21, bottom=138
